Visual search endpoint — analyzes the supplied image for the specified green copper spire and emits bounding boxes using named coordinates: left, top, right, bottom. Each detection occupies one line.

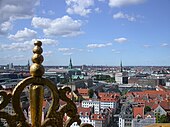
left=68, top=57, right=73, bottom=69
left=120, top=60, right=123, bottom=72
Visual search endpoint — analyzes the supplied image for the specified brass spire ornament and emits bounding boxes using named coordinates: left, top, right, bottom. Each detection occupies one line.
left=0, top=41, right=93, bottom=127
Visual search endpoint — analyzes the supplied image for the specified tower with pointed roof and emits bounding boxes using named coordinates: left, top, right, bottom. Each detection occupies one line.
left=120, top=60, right=123, bottom=72
left=68, top=58, right=73, bottom=69
left=115, top=60, right=128, bottom=84
left=27, top=60, right=30, bottom=70
left=67, top=58, right=83, bottom=82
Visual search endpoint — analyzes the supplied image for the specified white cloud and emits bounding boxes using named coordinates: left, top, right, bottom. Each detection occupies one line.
left=65, top=0, right=94, bottom=16
left=0, top=41, right=33, bottom=51
left=48, top=10, right=55, bottom=15
left=58, top=47, right=83, bottom=52
left=0, top=21, right=12, bottom=35
left=42, top=10, right=55, bottom=15
left=13, top=55, right=26, bottom=61
left=143, top=44, right=151, bottom=48
left=95, top=8, right=102, bottom=13
left=58, top=48, right=74, bottom=52
left=0, top=0, right=39, bottom=34
left=114, top=37, right=127, bottom=43
left=112, top=49, right=116, bottom=52
left=43, top=51, right=53, bottom=56
left=112, top=49, right=120, bottom=54
left=58, top=47, right=83, bottom=55
left=8, top=28, right=37, bottom=41
left=32, top=15, right=83, bottom=37
left=161, top=43, right=168, bottom=47
left=0, top=38, right=58, bottom=51
left=113, top=12, right=136, bottom=21
left=63, top=53, right=73, bottom=56
left=109, top=0, right=145, bottom=7
left=87, top=49, right=93, bottom=52
left=87, top=43, right=112, bottom=48
left=36, top=39, right=59, bottom=45
left=32, top=17, right=51, bottom=28
left=0, top=55, right=26, bottom=62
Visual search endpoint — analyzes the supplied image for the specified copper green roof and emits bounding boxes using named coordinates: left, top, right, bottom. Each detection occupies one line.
left=72, top=75, right=84, bottom=80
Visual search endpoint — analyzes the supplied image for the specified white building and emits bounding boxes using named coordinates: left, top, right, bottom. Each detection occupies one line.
left=99, top=92, right=120, bottom=110
left=119, top=117, right=125, bottom=127
left=100, top=99, right=118, bottom=109
left=71, top=107, right=95, bottom=127
left=115, top=72, right=128, bottom=84
left=81, top=99, right=100, bottom=114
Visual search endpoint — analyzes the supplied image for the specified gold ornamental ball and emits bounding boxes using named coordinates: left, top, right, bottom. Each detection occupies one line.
left=32, top=54, right=44, bottom=64
left=33, top=46, right=43, bottom=54
left=34, top=41, right=42, bottom=46
left=30, top=63, right=45, bottom=77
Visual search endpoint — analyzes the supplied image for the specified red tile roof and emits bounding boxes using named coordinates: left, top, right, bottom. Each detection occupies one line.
left=99, top=92, right=120, bottom=102
left=127, top=88, right=170, bottom=111
left=159, top=100, right=170, bottom=110
left=100, top=97, right=117, bottom=102
left=78, top=107, right=91, bottom=117
left=133, top=106, right=144, bottom=118
left=91, top=114, right=106, bottom=121
left=99, top=92, right=120, bottom=98
left=78, top=88, right=89, bottom=96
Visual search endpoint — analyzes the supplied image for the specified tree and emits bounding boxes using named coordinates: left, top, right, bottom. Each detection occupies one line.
left=88, top=89, right=94, bottom=98
left=159, top=114, right=169, bottom=123
left=156, top=114, right=169, bottom=123
left=155, top=113, right=160, bottom=123
left=121, top=89, right=128, bottom=96
left=144, top=106, right=151, bottom=114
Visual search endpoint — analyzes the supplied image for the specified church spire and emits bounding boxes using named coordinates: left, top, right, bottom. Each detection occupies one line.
left=68, top=57, right=73, bottom=69
left=120, top=60, right=123, bottom=72
left=27, top=60, right=30, bottom=70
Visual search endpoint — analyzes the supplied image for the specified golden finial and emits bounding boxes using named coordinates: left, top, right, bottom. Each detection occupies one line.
left=30, top=40, right=45, bottom=77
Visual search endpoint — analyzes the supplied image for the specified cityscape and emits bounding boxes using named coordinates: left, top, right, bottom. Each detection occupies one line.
left=0, top=0, right=170, bottom=127
left=1, top=59, right=170, bottom=126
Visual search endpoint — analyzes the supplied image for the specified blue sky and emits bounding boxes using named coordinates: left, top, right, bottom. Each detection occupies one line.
left=0, top=0, right=170, bottom=66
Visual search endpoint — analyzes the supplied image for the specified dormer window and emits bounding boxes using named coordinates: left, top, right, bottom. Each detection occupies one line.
left=97, top=115, right=101, bottom=119
left=146, top=115, right=151, bottom=118
left=136, top=114, right=142, bottom=119
left=85, top=112, right=88, bottom=116
left=91, top=115, right=94, bottom=118
left=79, top=112, right=83, bottom=116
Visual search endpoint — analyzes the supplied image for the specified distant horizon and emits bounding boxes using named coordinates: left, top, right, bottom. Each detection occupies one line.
left=1, top=64, right=170, bottom=67
left=0, top=0, right=170, bottom=66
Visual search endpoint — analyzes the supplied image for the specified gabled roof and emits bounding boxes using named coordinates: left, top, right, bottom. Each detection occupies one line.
left=99, top=92, right=120, bottom=98
left=126, top=89, right=170, bottom=107
left=151, top=103, right=159, bottom=110
left=91, top=114, right=106, bottom=121
left=78, top=88, right=89, bottom=96
left=99, top=92, right=120, bottom=102
left=133, top=106, right=144, bottom=118
left=159, top=100, right=170, bottom=110
left=78, top=107, right=91, bottom=117
left=100, top=97, right=117, bottom=102
left=72, top=75, right=84, bottom=80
